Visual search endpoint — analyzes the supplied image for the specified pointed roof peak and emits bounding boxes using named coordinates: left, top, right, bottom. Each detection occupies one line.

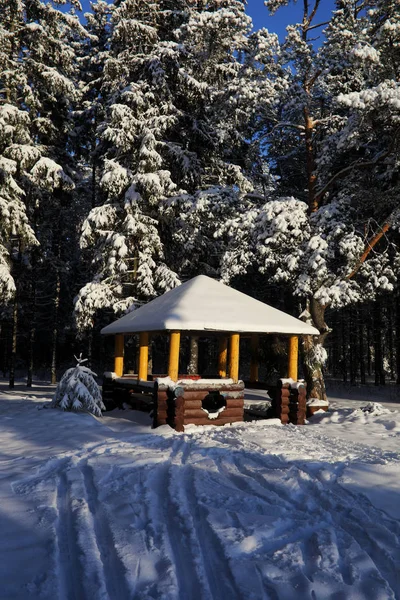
left=101, top=275, right=319, bottom=336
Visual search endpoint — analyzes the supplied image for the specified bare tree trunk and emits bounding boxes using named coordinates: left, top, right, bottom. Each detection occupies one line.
left=341, top=311, right=348, bottom=383
left=302, top=299, right=328, bottom=400
left=349, top=307, right=356, bottom=385
left=359, top=307, right=366, bottom=385
left=27, top=325, right=35, bottom=388
left=27, top=273, right=37, bottom=387
left=9, top=295, right=18, bottom=389
left=397, top=290, right=400, bottom=384
left=51, top=272, right=60, bottom=385
left=2, top=323, right=8, bottom=377
left=367, top=314, right=372, bottom=377
left=304, top=108, right=318, bottom=213
left=373, top=303, right=385, bottom=386
left=387, top=301, right=395, bottom=381
left=99, top=334, right=105, bottom=375
left=87, top=329, right=93, bottom=368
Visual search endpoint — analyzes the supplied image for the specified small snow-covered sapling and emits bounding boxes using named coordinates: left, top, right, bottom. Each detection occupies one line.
left=51, top=354, right=105, bottom=417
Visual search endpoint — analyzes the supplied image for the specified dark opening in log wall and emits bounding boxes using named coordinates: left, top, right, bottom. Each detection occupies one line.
left=154, top=380, right=245, bottom=432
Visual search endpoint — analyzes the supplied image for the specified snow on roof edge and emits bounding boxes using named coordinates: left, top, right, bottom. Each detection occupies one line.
left=100, top=275, right=320, bottom=336
left=101, top=323, right=319, bottom=335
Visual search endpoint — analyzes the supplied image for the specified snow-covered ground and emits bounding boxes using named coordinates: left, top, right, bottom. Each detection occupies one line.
left=1, top=380, right=400, bottom=599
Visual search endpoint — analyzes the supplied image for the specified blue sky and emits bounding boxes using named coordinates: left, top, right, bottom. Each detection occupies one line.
left=246, top=0, right=336, bottom=39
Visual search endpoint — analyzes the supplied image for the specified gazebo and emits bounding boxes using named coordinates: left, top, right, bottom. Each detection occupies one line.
left=101, top=275, right=319, bottom=430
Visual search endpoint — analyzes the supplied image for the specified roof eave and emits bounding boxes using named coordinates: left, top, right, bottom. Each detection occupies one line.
left=101, top=325, right=320, bottom=336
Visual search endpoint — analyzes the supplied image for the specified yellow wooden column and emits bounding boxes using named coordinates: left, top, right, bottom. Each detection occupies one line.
left=288, top=335, right=298, bottom=381
left=114, top=334, right=124, bottom=377
left=229, top=333, right=240, bottom=382
left=218, top=337, right=228, bottom=378
left=250, top=334, right=259, bottom=382
left=138, top=332, right=149, bottom=381
left=168, top=331, right=181, bottom=381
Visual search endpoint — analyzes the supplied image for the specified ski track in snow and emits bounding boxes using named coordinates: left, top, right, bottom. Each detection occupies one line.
left=56, top=471, right=86, bottom=600
left=80, top=462, right=131, bottom=600
left=5, top=409, right=400, bottom=599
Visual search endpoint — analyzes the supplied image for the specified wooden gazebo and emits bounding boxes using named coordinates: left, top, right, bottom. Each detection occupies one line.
left=101, top=275, right=319, bottom=429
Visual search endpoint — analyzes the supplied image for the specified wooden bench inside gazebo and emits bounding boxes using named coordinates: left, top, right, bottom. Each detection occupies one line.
left=101, top=275, right=319, bottom=431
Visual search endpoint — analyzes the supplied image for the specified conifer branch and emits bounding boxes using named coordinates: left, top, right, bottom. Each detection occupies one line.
left=346, top=209, right=400, bottom=280
left=317, top=128, right=400, bottom=204
left=268, top=122, right=305, bottom=135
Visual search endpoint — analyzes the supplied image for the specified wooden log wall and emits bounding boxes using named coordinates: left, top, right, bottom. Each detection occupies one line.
left=154, top=381, right=245, bottom=432
left=273, top=380, right=306, bottom=425
left=274, top=380, right=290, bottom=424
left=103, top=374, right=156, bottom=411
left=288, top=383, right=306, bottom=425
left=153, top=385, right=169, bottom=428
left=102, top=375, right=116, bottom=411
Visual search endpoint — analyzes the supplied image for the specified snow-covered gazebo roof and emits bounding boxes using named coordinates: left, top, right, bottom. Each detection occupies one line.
left=101, top=275, right=319, bottom=336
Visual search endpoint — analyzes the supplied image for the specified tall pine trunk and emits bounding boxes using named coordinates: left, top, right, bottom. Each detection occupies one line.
left=386, top=301, right=395, bottom=381
left=359, top=307, right=366, bottom=384
left=341, top=311, right=348, bottom=383
left=27, top=325, right=35, bottom=388
left=1, top=324, right=8, bottom=377
left=27, top=265, right=37, bottom=387
left=396, top=289, right=400, bottom=384
left=349, top=307, right=356, bottom=385
left=51, top=272, right=60, bottom=385
left=87, top=329, right=93, bottom=368
left=373, top=303, right=385, bottom=386
left=367, top=315, right=372, bottom=377
left=9, top=294, right=18, bottom=389
left=302, top=299, right=328, bottom=400
left=301, top=74, right=329, bottom=399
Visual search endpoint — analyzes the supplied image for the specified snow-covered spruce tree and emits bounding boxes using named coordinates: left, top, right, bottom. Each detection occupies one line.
left=74, top=0, right=113, bottom=211
left=0, top=0, right=41, bottom=306
left=0, top=102, right=42, bottom=386
left=0, top=107, right=39, bottom=302
left=52, top=355, right=105, bottom=416
left=160, top=0, right=260, bottom=277
left=221, top=0, right=400, bottom=399
left=74, top=0, right=182, bottom=331
left=68, top=0, right=113, bottom=360
left=75, top=0, right=255, bottom=330
left=0, top=0, right=89, bottom=384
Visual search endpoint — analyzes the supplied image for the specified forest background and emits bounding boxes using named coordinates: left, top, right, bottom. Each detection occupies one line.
left=0, top=0, right=399, bottom=399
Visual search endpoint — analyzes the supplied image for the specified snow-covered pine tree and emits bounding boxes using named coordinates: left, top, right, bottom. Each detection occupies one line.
left=74, top=0, right=113, bottom=211
left=67, top=0, right=113, bottom=361
left=160, top=0, right=259, bottom=278
left=74, top=0, right=182, bottom=331
left=0, top=101, right=42, bottom=386
left=0, top=0, right=89, bottom=384
left=0, top=107, right=39, bottom=301
left=221, top=0, right=400, bottom=399
left=52, top=355, right=105, bottom=416
left=75, top=0, right=255, bottom=330
left=0, top=0, right=41, bottom=305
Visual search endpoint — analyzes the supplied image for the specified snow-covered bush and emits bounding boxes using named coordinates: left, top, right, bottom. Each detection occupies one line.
left=51, top=356, right=105, bottom=417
